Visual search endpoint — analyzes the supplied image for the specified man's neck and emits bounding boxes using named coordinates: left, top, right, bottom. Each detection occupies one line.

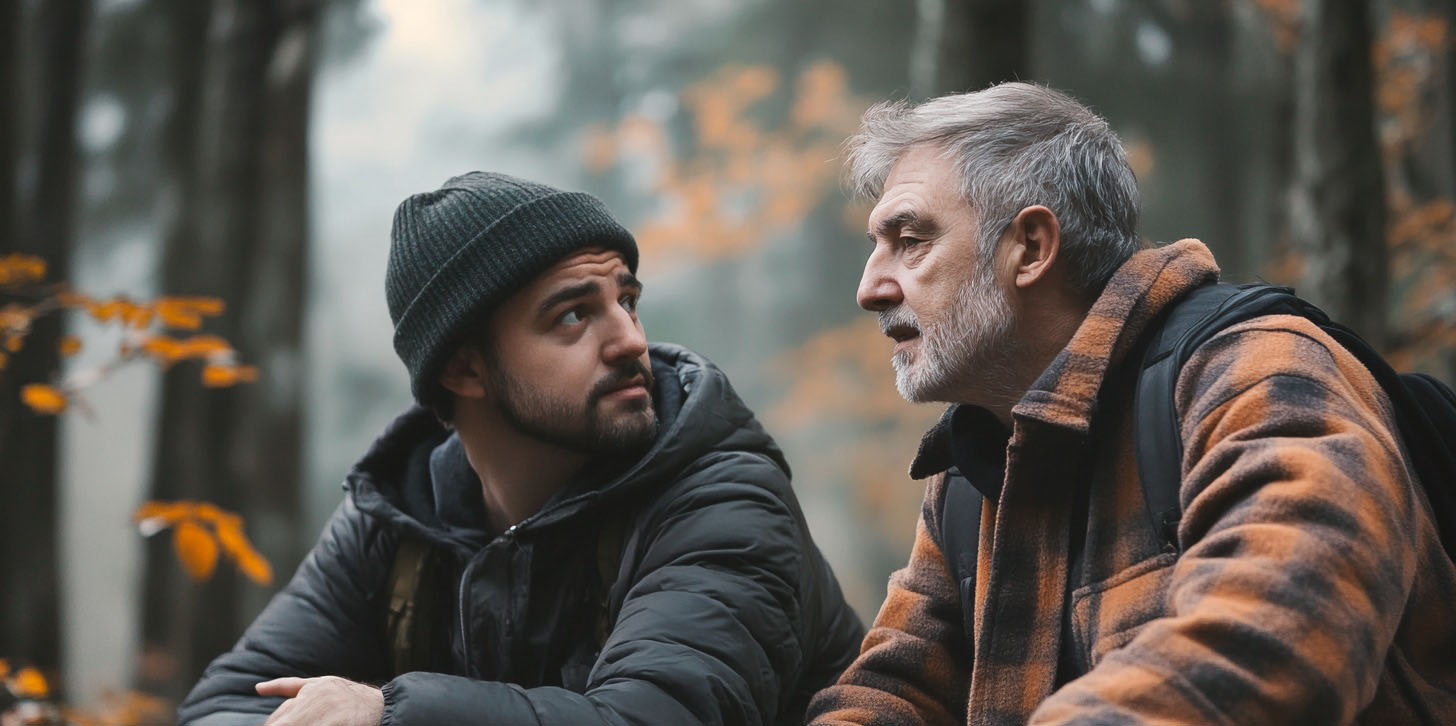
left=967, top=290, right=1092, bottom=428
left=452, top=412, right=587, bottom=535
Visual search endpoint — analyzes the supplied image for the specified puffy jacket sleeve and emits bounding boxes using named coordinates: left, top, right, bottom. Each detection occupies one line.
left=805, top=473, right=968, bottom=725
left=378, top=456, right=810, bottom=725
left=1032, top=318, right=1421, bottom=724
left=176, top=496, right=391, bottom=725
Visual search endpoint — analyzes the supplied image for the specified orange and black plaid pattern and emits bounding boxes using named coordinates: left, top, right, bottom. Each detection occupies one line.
left=809, top=240, right=1456, bottom=725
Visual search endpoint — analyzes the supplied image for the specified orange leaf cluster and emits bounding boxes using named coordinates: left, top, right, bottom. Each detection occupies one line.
left=582, top=60, right=871, bottom=265
left=200, top=362, right=259, bottom=388
left=139, top=334, right=232, bottom=366
left=763, top=316, right=941, bottom=545
left=20, top=384, right=68, bottom=415
left=58, top=294, right=226, bottom=331
left=767, top=316, right=928, bottom=431
left=154, top=297, right=225, bottom=330
left=0, top=660, right=50, bottom=699
left=1373, top=11, right=1449, bottom=167
left=0, top=254, right=47, bottom=286
left=133, top=500, right=273, bottom=586
left=1, top=303, right=33, bottom=356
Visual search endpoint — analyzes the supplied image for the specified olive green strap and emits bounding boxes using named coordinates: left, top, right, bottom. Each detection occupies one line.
left=386, top=537, right=433, bottom=674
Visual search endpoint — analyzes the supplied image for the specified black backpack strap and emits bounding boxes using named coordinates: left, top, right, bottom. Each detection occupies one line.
left=1396, top=373, right=1456, bottom=560
left=1135, top=283, right=1313, bottom=551
left=1137, top=281, right=1456, bottom=564
left=938, top=469, right=981, bottom=649
left=386, top=536, right=443, bottom=674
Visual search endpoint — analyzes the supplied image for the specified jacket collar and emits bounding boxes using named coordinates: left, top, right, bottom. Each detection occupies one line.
left=909, top=239, right=1220, bottom=480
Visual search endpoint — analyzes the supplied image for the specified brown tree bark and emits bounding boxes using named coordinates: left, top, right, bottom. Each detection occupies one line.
left=0, top=0, right=92, bottom=677
left=1289, top=0, right=1388, bottom=346
left=139, top=0, right=316, bottom=697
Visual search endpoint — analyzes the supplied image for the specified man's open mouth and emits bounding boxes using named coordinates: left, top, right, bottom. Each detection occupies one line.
left=883, top=324, right=920, bottom=343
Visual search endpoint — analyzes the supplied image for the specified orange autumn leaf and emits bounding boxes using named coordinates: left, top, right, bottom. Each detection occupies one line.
left=20, top=384, right=68, bottom=414
left=215, top=518, right=273, bottom=586
left=233, top=548, right=274, bottom=586
left=83, top=298, right=124, bottom=324
left=3, top=335, right=21, bottom=352
left=12, top=666, right=49, bottom=699
left=132, top=500, right=192, bottom=531
left=137, top=500, right=274, bottom=586
left=58, top=336, right=82, bottom=357
left=0, top=657, right=9, bottom=678
left=173, top=519, right=219, bottom=581
left=121, top=301, right=154, bottom=329
left=0, top=351, right=7, bottom=370
left=0, top=253, right=47, bottom=286
left=141, top=334, right=232, bottom=366
left=201, top=363, right=259, bottom=387
left=155, top=296, right=225, bottom=330
left=187, top=501, right=230, bottom=526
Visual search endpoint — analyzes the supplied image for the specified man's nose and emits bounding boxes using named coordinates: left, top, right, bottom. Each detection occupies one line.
left=857, top=248, right=903, bottom=312
left=602, top=304, right=648, bottom=363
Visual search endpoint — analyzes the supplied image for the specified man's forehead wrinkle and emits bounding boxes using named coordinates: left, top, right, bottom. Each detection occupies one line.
left=868, top=191, right=933, bottom=239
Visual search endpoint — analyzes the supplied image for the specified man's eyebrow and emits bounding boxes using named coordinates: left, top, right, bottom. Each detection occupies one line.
left=538, top=281, right=599, bottom=316
left=868, top=210, right=937, bottom=242
left=618, top=271, right=643, bottom=292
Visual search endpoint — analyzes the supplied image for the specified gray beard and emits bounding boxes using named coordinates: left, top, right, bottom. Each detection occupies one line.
left=885, top=263, right=1018, bottom=404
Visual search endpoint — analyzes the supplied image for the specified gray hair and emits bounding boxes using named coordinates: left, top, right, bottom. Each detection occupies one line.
left=846, top=83, right=1141, bottom=296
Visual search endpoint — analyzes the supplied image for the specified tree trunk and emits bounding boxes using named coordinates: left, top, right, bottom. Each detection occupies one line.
left=0, top=0, right=92, bottom=678
left=140, top=0, right=316, bottom=697
left=1289, top=0, right=1388, bottom=346
left=913, top=0, right=1028, bottom=97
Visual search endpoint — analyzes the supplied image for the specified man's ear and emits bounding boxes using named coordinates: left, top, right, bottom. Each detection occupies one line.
left=1006, top=205, right=1061, bottom=289
left=438, top=346, right=489, bottom=400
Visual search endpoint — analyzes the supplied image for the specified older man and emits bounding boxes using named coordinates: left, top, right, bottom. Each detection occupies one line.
left=808, top=83, right=1456, bottom=724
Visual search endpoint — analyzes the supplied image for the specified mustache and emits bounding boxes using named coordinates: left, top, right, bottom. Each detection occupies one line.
left=588, top=359, right=654, bottom=403
left=878, top=306, right=919, bottom=335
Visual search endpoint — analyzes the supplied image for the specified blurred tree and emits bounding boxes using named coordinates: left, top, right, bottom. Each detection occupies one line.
left=1372, top=4, right=1456, bottom=374
left=138, top=0, right=318, bottom=698
left=0, top=0, right=93, bottom=679
left=914, top=0, right=1028, bottom=97
left=1289, top=0, right=1389, bottom=347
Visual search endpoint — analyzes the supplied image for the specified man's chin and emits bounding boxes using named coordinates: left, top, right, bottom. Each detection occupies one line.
left=894, top=363, right=960, bottom=404
left=594, top=408, right=658, bottom=453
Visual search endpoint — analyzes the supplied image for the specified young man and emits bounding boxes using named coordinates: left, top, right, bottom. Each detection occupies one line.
left=808, top=83, right=1456, bottom=724
left=178, top=172, right=865, bottom=725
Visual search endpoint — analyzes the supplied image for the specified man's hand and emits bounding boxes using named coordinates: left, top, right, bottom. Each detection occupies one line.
left=256, top=676, right=384, bottom=726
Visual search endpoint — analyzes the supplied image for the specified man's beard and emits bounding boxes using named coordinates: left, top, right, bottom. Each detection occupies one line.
left=880, top=261, right=1018, bottom=404
left=488, top=359, right=659, bottom=457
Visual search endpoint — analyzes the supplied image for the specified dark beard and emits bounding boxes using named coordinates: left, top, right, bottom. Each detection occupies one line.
left=489, top=358, right=659, bottom=457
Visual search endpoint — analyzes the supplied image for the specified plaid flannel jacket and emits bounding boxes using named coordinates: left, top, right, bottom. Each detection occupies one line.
left=808, top=239, right=1456, bottom=725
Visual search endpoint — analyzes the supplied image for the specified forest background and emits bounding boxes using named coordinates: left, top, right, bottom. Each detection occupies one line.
left=2, top=0, right=1454, bottom=719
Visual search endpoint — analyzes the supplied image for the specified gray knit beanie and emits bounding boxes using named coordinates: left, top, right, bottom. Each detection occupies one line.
left=386, top=171, right=639, bottom=405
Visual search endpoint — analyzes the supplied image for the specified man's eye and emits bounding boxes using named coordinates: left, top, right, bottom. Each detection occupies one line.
left=620, top=295, right=639, bottom=313
left=558, top=309, right=584, bottom=325
left=899, top=236, right=924, bottom=247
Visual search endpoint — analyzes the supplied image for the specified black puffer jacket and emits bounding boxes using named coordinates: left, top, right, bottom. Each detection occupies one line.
left=178, top=343, right=865, bottom=725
